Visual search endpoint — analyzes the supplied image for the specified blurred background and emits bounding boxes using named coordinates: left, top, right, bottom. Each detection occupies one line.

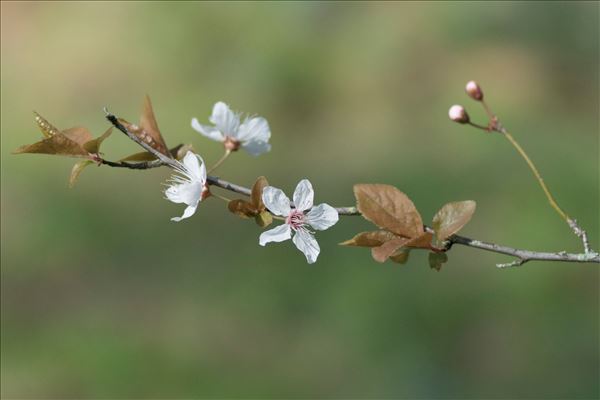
left=1, top=1, right=598, bottom=398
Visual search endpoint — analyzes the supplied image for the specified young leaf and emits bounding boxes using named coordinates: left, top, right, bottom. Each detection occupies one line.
left=119, top=144, right=190, bottom=162
left=251, top=176, right=269, bottom=209
left=389, top=249, right=410, bottom=264
left=61, top=126, right=94, bottom=146
left=228, top=199, right=257, bottom=218
left=354, top=184, right=423, bottom=239
left=432, top=200, right=476, bottom=245
left=117, top=96, right=170, bottom=156
left=339, top=230, right=398, bottom=247
left=83, top=127, right=112, bottom=154
left=13, top=134, right=89, bottom=157
left=428, top=252, right=448, bottom=271
left=255, top=210, right=273, bottom=228
left=371, top=237, right=410, bottom=263
left=33, top=112, right=61, bottom=138
left=406, top=232, right=433, bottom=250
left=69, top=160, right=94, bottom=188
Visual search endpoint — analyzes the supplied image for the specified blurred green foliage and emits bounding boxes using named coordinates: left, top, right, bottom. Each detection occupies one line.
left=1, top=2, right=598, bottom=398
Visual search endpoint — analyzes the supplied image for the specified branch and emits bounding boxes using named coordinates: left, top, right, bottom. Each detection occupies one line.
left=103, top=109, right=598, bottom=267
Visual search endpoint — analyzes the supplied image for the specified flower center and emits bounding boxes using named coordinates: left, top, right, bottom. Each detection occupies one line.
left=223, top=136, right=241, bottom=151
left=286, top=209, right=305, bottom=230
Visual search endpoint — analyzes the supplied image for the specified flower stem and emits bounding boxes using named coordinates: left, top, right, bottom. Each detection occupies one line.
left=502, top=130, right=569, bottom=222
left=211, top=192, right=232, bottom=203
left=208, top=150, right=231, bottom=174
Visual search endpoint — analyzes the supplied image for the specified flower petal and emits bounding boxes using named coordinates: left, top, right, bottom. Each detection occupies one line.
left=292, top=228, right=320, bottom=264
left=210, top=102, right=239, bottom=137
left=181, top=152, right=206, bottom=182
left=165, top=181, right=203, bottom=206
left=171, top=204, right=197, bottom=222
left=259, top=224, right=292, bottom=246
left=237, top=117, right=271, bottom=143
left=242, top=140, right=271, bottom=156
left=306, top=203, right=339, bottom=231
left=262, top=186, right=291, bottom=217
left=191, top=118, right=224, bottom=142
left=293, top=179, right=314, bottom=212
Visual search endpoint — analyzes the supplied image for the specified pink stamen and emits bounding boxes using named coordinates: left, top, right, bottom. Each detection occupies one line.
left=286, top=209, right=305, bottom=230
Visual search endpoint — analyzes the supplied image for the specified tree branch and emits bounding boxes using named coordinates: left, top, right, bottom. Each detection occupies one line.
left=103, top=111, right=598, bottom=267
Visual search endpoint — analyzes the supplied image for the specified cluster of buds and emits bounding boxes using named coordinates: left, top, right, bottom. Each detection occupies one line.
left=448, top=81, right=493, bottom=129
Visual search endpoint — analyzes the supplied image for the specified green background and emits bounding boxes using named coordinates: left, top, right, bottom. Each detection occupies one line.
left=1, top=1, right=598, bottom=398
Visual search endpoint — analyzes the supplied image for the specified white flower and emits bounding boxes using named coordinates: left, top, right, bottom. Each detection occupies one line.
left=191, top=101, right=271, bottom=156
left=259, top=179, right=339, bottom=264
left=164, top=151, right=207, bottom=222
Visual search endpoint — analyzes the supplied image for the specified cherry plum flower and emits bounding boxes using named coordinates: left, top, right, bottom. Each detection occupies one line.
left=191, top=102, right=271, bottom=156
left=259, top=179, right=339, bottom=264
left=164, top=151, right=207, bottom=222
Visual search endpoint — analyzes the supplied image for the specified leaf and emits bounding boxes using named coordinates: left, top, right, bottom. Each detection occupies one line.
left=339, top=230, right=398, bottom=247
left=251, top=176, right=269, bottom=210
left=228, top=199, right=258, bottom=218
left=389, top=249, right=410, bottom=264
left=174, top=144, right=193, bottom=160
left=354, top=184, right=423, bottom=238
left=118, top=95, right=170, bottom=156
left=62, top=126, right=94, bottom=146
left=13, top=134, right=89, bottom=157
left=255, top=210, right=273, bottom=228
left=119, top=144, right=189, bottom=162
left=83, top=127, right=112, bottom=154
left=428, top=252, right=448, bottom=271
left=371, top=237, right=410, bottom=263
left=69, top=160, right=94, bottom=188
left=432, top=200, right=476, bottom=245
left=405, top=232, right=433, bottom=250
left=33, top=112, right=61, bottom=138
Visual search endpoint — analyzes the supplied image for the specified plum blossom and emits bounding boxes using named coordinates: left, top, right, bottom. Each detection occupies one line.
left=191, top=102, right=271, bottom=156
left=259, top=179, right=339, bottom=264
left=164, top=151, right=207, bottom=222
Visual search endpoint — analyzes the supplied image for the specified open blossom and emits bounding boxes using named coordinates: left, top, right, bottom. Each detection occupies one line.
left=191, top=102, right=271, bottom=156
left=164, top=151, right=207, bottom=222
left=259, top=179, right=339, bottom=264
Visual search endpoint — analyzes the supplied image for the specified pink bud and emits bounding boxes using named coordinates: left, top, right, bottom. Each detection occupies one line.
left=448, top=105, right=470, bottom=124
left=465, top=80, right=483, bottom=101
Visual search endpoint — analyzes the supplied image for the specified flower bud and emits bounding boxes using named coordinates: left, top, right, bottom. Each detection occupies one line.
left=448, top=105, right=470, bottom=124
left=465, top=80, right=483, bottom=101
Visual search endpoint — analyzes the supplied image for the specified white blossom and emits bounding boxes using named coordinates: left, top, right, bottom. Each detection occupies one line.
left=259, top=179, right=339, bottom=264
left=191, top=102, right=271, bottom=156
left=164, top=151, right=207, bottom=222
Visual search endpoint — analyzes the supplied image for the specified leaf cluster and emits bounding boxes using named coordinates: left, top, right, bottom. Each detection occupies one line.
left=341, top=184, right=475, bottom=269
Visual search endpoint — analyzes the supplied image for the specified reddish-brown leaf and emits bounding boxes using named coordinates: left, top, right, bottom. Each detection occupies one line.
left=119, top=144, right=190, bottom=162
left=432, top=200, right=476, bottom=244
left=339, top=230, right=398, bottom=247
left=371, top=237, right=411, bottom=263
left=139, top=95, right=169, bottom=156
left=406, top=232, right=433, bottom=250
left=389, top=249, right=410, bottom=264
left=33, top=112, right=61, bottom=138
left=228, top=199, right=258, bottom=218
left=251, top=176, right=269, bottom=210
left=13, top=134, right=89, bottom=157
left=61, top=126, right=94, bottom=146
left=83, top=127, right=112, bottom=154
left=354, top=184, right=423, bottom=238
